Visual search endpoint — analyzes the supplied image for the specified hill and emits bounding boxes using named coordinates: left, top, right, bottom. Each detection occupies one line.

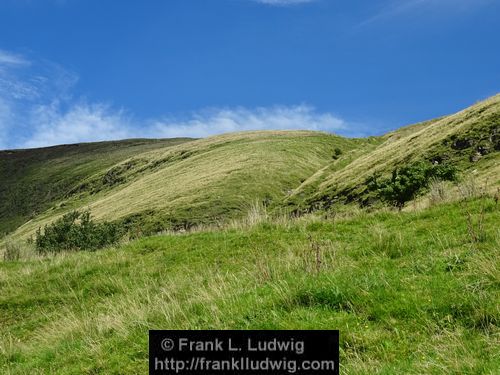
left=289, top=94, right=500, bottom=211
left=1, top=95, right=499, bottom=248
left=0, top=138, right=193, bottom=236
left=2, top=131, right=374, bottom=244
left=0, top=95, right=499, bottom=374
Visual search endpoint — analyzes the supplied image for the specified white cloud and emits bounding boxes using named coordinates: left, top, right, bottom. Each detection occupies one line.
left=151, top=106, right=345, bottom=138
left=253, top=0, right=316, bottom=6
left=0, top=49, right=29, bottom=67
left=20, top=103, right=346, bottom=148
left=22, top=102, right=133, bottom=148
left=0, top=49, right=351, bottom=150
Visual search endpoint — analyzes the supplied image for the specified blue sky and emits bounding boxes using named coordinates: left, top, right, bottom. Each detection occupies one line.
left=0, top=0, right=499, bottom=149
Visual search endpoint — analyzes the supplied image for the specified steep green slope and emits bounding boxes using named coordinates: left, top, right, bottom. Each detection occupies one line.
left=1, top=96, right=499, bottom=374
left=1, top=197, right=498, bottom=374
left=6, top=131, right=370, bottom=243
left=3, top=95, right=499, bottom=246
left=290, top=95, right=500, bottom=210
left=0, top=138, right=192, bottom=236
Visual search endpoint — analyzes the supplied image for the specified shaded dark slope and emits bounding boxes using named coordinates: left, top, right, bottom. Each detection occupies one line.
left=0, top=138, right=193, bottom=235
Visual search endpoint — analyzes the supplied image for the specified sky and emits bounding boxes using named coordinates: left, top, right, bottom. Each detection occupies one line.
left=0, top=0, right=499, bottom=149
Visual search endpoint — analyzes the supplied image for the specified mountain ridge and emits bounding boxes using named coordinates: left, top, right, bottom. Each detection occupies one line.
left=1, top=95, right=499, bottom=247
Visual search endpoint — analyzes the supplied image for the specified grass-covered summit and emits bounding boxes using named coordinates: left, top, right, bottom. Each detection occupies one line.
left=1, top=95, right=499, bottom=245
left=2, top=131, right=373, bottom=244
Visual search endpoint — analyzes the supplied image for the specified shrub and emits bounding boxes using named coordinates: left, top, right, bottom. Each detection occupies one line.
left=367, top=162, right=457, bottom=209
left=35, top=210, right=122, bottom=254
left=332, top=148, right=343, bottom=160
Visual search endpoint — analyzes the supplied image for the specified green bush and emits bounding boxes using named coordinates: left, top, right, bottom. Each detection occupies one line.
left=367, top=162, right=457, bottom=209
left=35, top=210, right=122, bottom=254
left=332, top=148, right=343, bottom=160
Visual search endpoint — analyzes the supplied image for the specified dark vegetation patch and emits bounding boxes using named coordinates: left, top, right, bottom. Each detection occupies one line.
left=67, top=157, right=150, bottom=196
left=363, top=162, right=457, bottom=209
left=117, top=210, right=204, bottom=239
left=332, top=147, right=343, bottom=160
left=430, top=110, right=500, bottom=166
left=292, top=285, right=354, bottom=312
left=148, top=149, right=197, bottom=169
left=35, top=210, right=122, bottom=254
left=0, top=138, right=193, bottom=236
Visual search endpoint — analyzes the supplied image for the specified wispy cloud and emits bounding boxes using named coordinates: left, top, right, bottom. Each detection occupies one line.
left=21, top=103, right=347, bottom=148
left=0, top=49, right=29, bottom=67
left=253, top=0, right=316, bottom=6
left=358, top=0, right=494, bottom=28
left=0, top=49, right=353, bottom=149
left=150, top=106, right=344, bottom=139
left=22, top=102, right=132, bottom=148
left=0, top=49, right=80, bottom=148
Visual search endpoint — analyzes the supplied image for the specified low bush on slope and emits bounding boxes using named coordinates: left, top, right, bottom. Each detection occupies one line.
left=290, top=95, right=500, bottom=211
left=34, top=210, right=122, bottom=253
left=364, top=161, right=457, bottom=209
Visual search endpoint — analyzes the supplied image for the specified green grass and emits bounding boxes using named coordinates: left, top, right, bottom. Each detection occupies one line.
left=1, top=95, right=499, bottom=374
left=0, top=138, right=192, bottom=236
left=1, top=198, right=498, bottom=374
left=4, top=131, right=371, bottom=244
left=293, top=94, right=500, bottom=209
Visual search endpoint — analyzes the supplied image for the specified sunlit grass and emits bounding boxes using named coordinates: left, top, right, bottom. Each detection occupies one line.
left=294, top=94, right=500, bottom=206
left=5, top=131, right=369, bottom=244
left=1, top=198, right=498, bottom=374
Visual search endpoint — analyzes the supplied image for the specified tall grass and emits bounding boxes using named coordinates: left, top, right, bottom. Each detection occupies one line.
left=1, top=198, right=498, bottom=373
left=2, top=240, right=34, bottom=262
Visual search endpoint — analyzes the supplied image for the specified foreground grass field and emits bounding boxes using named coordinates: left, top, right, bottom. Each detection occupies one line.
left=1, top=197, right=498, bottom=374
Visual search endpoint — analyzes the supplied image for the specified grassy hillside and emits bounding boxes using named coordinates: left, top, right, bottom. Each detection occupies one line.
left=4, top=131, right=371, bottom=244
left=289, top=95, right=500, bottom=210
left=1, top=197, right=498, bottom=374
left=0, top=138, right=192, bottom=236
left=1, top=95, right=499, bottom=374
left=3, top=95, right=498, bottom=246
